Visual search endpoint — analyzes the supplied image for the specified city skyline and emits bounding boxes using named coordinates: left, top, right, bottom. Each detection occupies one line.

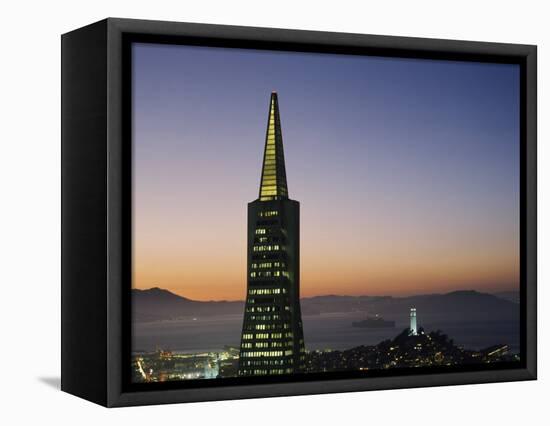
left=132, top=42, right=520, bottom=301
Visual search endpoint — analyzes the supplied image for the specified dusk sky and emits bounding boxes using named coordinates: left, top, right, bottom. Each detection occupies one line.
left=132, top=42, right=520, bottom=301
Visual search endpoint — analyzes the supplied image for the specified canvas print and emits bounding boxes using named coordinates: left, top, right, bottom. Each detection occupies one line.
left=130, top=43, right=520, bottom=383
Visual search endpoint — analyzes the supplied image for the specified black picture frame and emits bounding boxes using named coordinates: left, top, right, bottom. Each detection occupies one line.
left=61, top=17, right=537, bottom=407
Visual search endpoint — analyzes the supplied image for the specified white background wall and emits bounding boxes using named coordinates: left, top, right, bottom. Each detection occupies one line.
left=0, top=0, right=546, bottom=424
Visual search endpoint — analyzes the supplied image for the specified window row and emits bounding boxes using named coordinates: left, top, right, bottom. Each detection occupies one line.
left=240, top=351, right=284, bottom=358
left=240, top=359, right=294, bottom=368
left=239, top=369, right=292, bottom=375
left=251, top=261, right=285, bottom=269
left=252, top=244, right=280, bottom=252
left=242, top=332, right=289, bottom=340
left=241, top=341, right=293, bottom=350
left=250, top=270, right=285, bottom=278
left=248, top=288, right=284, bottom=296
left=245, top=306, right=279, bottom=313
left=258, top=211, right=279, bottom=217
left=247, top=314, right=281, bottom=321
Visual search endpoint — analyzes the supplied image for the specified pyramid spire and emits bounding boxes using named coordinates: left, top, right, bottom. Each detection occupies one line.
left=259, top=92, right=289, bottom=201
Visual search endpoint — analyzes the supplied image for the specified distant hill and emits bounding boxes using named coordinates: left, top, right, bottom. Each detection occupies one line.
left=301, top=290, right=519, bottom=323
left=132, top=287, right=519, bottom=324
left=493, top=291, right=520, bottom=304
left=132, top=287, right=244, bottom=321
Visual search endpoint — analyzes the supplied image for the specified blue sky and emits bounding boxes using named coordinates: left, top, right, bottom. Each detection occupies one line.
left=132, top=42, right=520, bottom=299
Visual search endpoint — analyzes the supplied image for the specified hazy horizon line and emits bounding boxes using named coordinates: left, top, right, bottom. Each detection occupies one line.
left=133, top=285, right=519, bottom=303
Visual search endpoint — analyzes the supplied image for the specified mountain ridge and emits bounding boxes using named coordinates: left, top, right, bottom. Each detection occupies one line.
left=132, top=287, right=519, bottom=323
left=133, top=287, right=517, bottom=303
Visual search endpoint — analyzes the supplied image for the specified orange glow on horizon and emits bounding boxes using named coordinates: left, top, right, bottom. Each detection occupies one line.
left=132, top=190, right=519, bottom=301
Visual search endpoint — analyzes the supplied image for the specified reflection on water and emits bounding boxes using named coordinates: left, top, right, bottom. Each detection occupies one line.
left=132, top=312, right=519, bottom=354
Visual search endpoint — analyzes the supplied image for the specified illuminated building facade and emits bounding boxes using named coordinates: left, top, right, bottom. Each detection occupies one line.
left=238, top=92, right=306, bottom=376
left=409, top=307, right=418, bottom=336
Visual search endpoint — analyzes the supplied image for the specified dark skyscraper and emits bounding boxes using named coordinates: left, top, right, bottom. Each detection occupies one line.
left=238, top=92, right=306, bottom=376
